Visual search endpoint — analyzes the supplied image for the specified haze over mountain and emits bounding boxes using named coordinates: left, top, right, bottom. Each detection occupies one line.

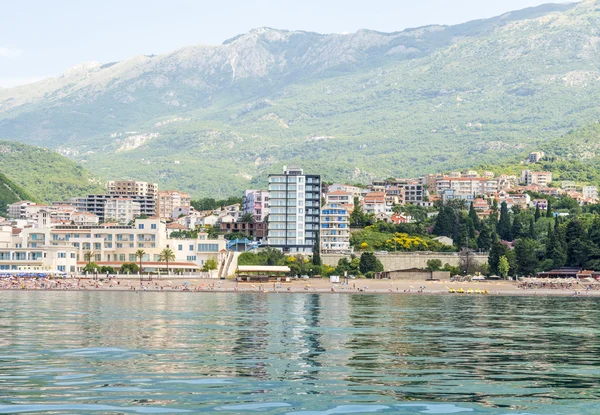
left=1, top=1, right=599, bottom=197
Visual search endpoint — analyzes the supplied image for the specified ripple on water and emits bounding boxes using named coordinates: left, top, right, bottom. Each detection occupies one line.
left=396, top=404, right=475, bottom=413
left=286, top=405, right=390, bottom=415
left=217, top=402, right=292, bottom=411
left=0, top=404, right=190, bottom=414
left=1, top=293, right=600, bottom=415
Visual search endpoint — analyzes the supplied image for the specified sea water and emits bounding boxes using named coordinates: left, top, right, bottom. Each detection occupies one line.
left=0, top=292, right=599, bottom=414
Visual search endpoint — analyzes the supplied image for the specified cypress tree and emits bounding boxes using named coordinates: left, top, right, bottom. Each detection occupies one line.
left=529, top=218, right=536, bottom=239
left=588, top=215, right=600, bottom=247
left=477, top=224, right=493, bottom=251
left=469, top=203, right=481, bottom=231
left=312, top=231, right=322, bottom=266
left=534, top=205, right=541, bottom=222
left=488, top=240, right=507, bottom=275
left=497, top=201, right=512, bottom=241
left=433, top=206, right=455, bottom=237
left=511, top=215, right=524, bottom=240
left=546, top=198, right=553, bottom=218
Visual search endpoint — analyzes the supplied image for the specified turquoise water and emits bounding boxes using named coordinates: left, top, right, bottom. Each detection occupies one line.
left=1, top=292, right=599, bottom=414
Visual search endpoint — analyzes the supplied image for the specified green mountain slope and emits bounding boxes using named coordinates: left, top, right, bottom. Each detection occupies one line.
left=0, top=142, right=103, bottom=203
left=478, top=122, right=600, bottom=185
left=0, top=172, right=35, bottom=216
left=0, top=1, right=598, bottom=197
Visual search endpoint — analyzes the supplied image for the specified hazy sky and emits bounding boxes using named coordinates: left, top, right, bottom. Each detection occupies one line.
left=0, top=0, right=561, bottom=87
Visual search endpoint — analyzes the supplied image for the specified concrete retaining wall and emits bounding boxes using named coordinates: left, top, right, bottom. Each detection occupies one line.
left=323, top=252, right=489, bottom=271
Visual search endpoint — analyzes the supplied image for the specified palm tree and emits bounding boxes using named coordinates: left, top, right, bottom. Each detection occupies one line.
left=83, top=250, right=94, bottom=265
left=135, top=249, right=146, bottom=273
left=159, top=248, right=175, bottom=274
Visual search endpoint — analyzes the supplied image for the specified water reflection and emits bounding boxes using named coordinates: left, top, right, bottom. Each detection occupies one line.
left=0, top=292, right=599, bottom=414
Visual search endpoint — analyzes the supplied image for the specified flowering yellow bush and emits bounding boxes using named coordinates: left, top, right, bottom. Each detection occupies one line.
left=377, top=233, right=429, bottom=251
left=360, top=242, right=369, bottom=250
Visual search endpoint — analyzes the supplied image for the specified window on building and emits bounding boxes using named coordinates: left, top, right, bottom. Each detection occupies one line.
left=178, top=244, right=183, bottom=251
left=197, top=243, right=219, bottom=252
left=58, top=252, right=66, bottom=258
left=151, top=224, right=157, bottom=229
left=139, top=224, right=145, bottom=229
left=119, top=254, right=126, bottom=262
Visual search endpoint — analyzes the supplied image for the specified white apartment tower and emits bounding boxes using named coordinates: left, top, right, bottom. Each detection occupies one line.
left=267, top=166, right=321, bottom=253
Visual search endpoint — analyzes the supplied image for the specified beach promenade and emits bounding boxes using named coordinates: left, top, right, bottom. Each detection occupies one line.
left=2, top=276, right=600, bottom=297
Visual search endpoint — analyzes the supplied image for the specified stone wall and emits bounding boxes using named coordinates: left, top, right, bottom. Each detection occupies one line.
left=323, top=252, right=489, bottom=272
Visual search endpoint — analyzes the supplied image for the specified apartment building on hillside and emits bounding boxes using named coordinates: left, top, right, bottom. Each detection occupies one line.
left=104, top=198, right=141, bottom=224
left=267, top=166, right=321, bottom=253
left=158, top=190, right=191, bottom=219
left=521, top=170, right=552, bottom=186
left=107, top=180, right=158, bottom=198
left=242, top=190, right=269, bottom=223
left=69, top=194, right=156, bottom=222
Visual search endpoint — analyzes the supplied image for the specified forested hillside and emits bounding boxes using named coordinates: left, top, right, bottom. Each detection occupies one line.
left=0, top=141, right=103, bottom=203
left=0, top=172, right=35, bottom=216
left=1, top=1, right=599, bottom=197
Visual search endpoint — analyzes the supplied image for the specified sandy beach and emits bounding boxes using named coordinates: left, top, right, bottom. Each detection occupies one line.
left=2, top=276, right=600, bottom=297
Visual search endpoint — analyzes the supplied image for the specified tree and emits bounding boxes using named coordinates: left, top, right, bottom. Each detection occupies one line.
left=433, top=206, right=455, bottom=237
left=496, top=202, right=512, bottom=241
left=546, top=222, right=566, bottom=269
left=99, top=266, right=116, bottom=274
left=426, top=259, right=443, bottom=272
left=528, top=218, right=536, bottom=239
left=135, top=249, right=146, bottom=273
left=514, top=238, right=540, bottom=276
left=359, top=252, right=384, bottom=275
left=488, top=240, right=507, bottom=275
left=534, top=205, right=541, bottom=222
left=83, top=250, right=94, bottom=265
left=459, top=248, right=478, bottom=275
left=120, top=262, right=139, bottom=274
left=350, top=197, right=367, bottom=227
left=546, top=198, right=553, bottom=218
left=498, top=256, right=510, bottom=278
left=468, top=203, right=481, bottom=231
left=511, top=215, right=524, bottom=240
left=312, top=232, right=322, bottom=266
left=239, top=212, right=255, bottom=223
left=83, top=262, right=98, bottom=274
left=477, top=224, right=493, bottom=251
left=565, top=219, right=586, bottom=266
left=588, top=215, right=600, bottom=246
left=202, top=257, right=218, bottom=272
left=159, top=248, right=176, bottom=274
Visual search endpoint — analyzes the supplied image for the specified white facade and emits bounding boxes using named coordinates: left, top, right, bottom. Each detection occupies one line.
left=103, top=199, right=141, bottom=224
left=107, top=180, right=158, bottom=198
left=583, top=186, right=598, bottom=200
left=242, top=190, right=269, bottom=222
left=72, top=212, right=100, bottom=226
left=328, top=184, right=362, bottom=199
left=17, top=218, right=228, bottom=274
left=158, top=190, right=191, bottom=219
left=267, top=166, right=321, bottom=253
left=7, top=201, right=36, bottom=220
left=0, top=226, right=78, bottom=273
left=320, top=203, right=351, bottom=254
